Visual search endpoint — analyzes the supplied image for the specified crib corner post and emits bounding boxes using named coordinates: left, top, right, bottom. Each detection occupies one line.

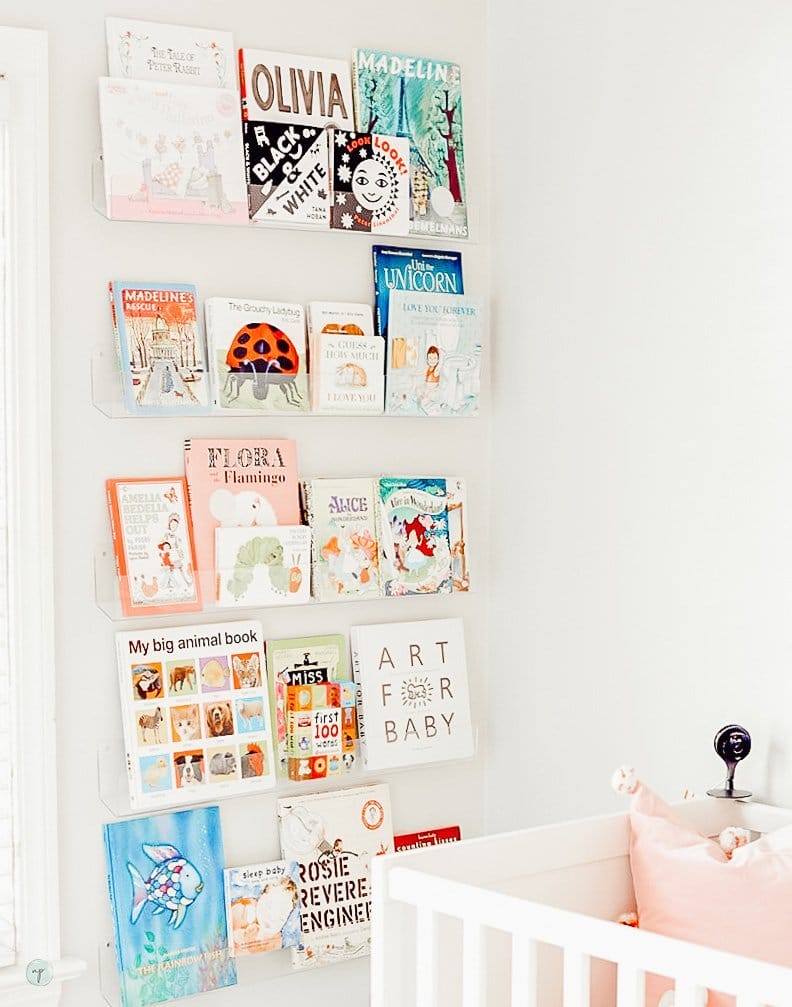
left=371, top=856, right=406, bottom=1007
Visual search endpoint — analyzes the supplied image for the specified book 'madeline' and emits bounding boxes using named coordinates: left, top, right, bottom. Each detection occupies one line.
left=277, top=784, right=393, bottom=969
left=302, top=478, right=381, bottom=601
left=372, top=245, right=464, bottom=341
left=239, top=49, right=354, bottom=128
left=107, top=478, right=201, bottom=617
left=105, top=19, right=235, bottom=88
left=215, top=526, right=311, bottom=607
left=204, top=299, right=308, bottom=413
left=224, top=860, right=302, bottom=956
left=394, top=826, right=461, bottom=851
left=98, top=77, right=247, bottom=225
left=385, top=291, right=482, bottom=417
left=183, top=439, right=300, bottom=601
left=109, top=282, right=210, bottom=415
left=329, top=129, right=410, bottom=235
left=115, top=619, right=276, bottom=809
left=376, top=477, right=452, bottom=596
left=243, top=120, right=330, bottom=227
left=350, top=618, right=474, bottom=770
left=353, top=50, right=468, bottom=239
left=104, top=805, right=237, bottom=1007
left=306, top=302, right=384, bottom=414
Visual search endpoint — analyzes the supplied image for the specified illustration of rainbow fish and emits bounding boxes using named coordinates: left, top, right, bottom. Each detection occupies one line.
left=127, top=843, right=204, bottom=930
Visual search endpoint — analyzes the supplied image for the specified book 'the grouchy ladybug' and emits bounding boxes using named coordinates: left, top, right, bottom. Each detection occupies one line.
left=223, top=322, right=302, bottom=406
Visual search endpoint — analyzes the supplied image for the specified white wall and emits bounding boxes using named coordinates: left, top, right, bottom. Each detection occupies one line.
left=487, top=0, right=792, bottom=830
left=0, top=1, right=489, bottom=1004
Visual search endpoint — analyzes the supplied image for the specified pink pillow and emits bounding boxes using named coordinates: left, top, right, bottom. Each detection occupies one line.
left=630, top=784, right=792, bottom=1007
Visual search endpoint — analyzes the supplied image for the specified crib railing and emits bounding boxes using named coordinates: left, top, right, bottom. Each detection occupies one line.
left=372, top=864, right=792, bottom=1007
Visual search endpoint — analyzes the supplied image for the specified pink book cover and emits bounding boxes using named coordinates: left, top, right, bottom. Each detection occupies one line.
left=184, top=439, right=300, bottom=600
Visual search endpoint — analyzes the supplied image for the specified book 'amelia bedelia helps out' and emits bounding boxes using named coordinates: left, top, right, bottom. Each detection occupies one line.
left=105, top=19, right=235, bottom=88
left=306, top=302, right=385, bottom=415
left=115, top=619, right=276, bottom=808
left=224, top=860, right=302, bottom=956
left=352, top=50, right=468, bottom=239
left=329, top=129, right=410, bottom=235
left=372, top=245, right=464, bottom=341
left=277, top=783, right=393, bottom=969
left=376, top=477, right=452, bottom=596
left=104, top=805, right=237, bottom=1007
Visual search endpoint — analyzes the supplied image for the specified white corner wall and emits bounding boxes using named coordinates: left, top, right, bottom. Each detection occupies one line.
left=488, top=0, right=792, bottom=830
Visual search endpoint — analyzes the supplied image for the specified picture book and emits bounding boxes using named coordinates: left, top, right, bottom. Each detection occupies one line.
left=107, top=478, right=201, bottom=617
left=376, top=477, right=452, bottom=596
left=115, top=620, right=276, bottom=808
left=306, top=302, right=384, bottom=414
left=302, top=478, right=381, bottom=601
left=353, top=50, right=468, bottom=239
left=329, top=129, right=410, bottom=235
left=277, top=784, right=393, bottom=969
left=446, top=477, right=471, bottom=593
left=204, top=299, right=308, bottom=413
left=105, top=19, right=235, bottom=88
left=372, top=245, right=464, bottom=341
left=103, top=805, right=237, bottom=1007
left=98, top=77, right=247, bottom=225
left=224, top=860, right=302, bottom=956
left=285, top=679, right=357, bottom=782
left=108, top=282, right=210, bottom=415
left=385, top=292, right=482, bottom=417
left=350, top=618, right=474, bottom=771
left=215, top=525, right=311, bottom=607
left=243, top=120, right=330, bottom=227
left=183, top=438, right=300, bottom=601
left=394, top=826, right=461, bottom=851
left=239, top=49, right=354, bottom=128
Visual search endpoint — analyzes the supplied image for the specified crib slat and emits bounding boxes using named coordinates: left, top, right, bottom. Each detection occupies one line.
left=462, top=923, right=486, bottom=1007
left=735, top=1000, right=763, bottom=1007
left=675, top=982, right=706, bottom=1007
left=616, top=965, right=645, bottom=1007
left=563, top=949, right=590, bottom=1007
left=510, top=934, right=538, bottom=1007
left=415, top=906, right=437, bottom=1007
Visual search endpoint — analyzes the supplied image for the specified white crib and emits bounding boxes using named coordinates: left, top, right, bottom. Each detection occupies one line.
left=371, top=799, right=792, bottom=1007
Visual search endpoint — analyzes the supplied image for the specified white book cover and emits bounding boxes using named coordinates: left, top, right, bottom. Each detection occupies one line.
left=105, top=19, right=236, bottom=88
left=224, top=859, right=302, bottom=956
left=277, top=784, right=393, bottom=969
left=98, top=77, right=248, bottom=225
left=115, top=619, right=277, bottom=809
left=446, top=476, right=471, bottom=593
left=206, top=298, right=309, bottom=413
left=351, top=618, right=474, bottom=771
left=239, top=48, right=354, bottom=128
left=216, top=526, right=311, bottom=607
left=243, top=121, right=330, bottom=228
left=307, top=302, right=384, bottom=414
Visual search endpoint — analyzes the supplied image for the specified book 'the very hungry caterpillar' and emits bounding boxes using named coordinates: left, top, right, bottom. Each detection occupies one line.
left=107, top=478, right=201, bottom=617
left=104, top=805, right=237, bottom=1007
left=350, top=618, right=474, bottom=771
left=372, top=244, right=464, bottom=341
left=302, top=478, right=381, bottom=601
left=183, top=438, right=300, bottom=600
left=376, top=477, right=452, bottom=596
left=352, top=50, right=468, bottom=239
left=204, top=298, right=308, bottom=413
left=329, top=129, right=410, bottom=235
left=277, top=783, right=393, bottom=969
left=385, top=291, right=482, bottom=417
left=215, top=525, right=311, bottom=608
left=115, top=619, right=276, bottom=809
left=105, top=19, right=235, bottom=88
left=224, top=860, right=302, bottom=956
left=98, top=77, right=248, bottom=225
left=109, top=282, right=210, bottom=416
left=306, top=302, right=384, bottom=414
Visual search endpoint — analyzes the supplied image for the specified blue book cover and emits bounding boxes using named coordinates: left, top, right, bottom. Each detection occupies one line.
left=376, top=477, right=452, bottom=595
left=104, top=805, right=237, bottom=1007
left=372, top=245, right=464, bottom=342
left=109, top=281, right=211, bottom=416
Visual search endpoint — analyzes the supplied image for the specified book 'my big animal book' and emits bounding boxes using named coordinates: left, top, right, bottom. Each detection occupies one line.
left=104, top=805, right=237, bottom=1007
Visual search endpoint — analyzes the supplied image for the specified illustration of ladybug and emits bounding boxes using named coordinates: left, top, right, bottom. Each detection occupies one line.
left=223, top=322, right=302, bottom=405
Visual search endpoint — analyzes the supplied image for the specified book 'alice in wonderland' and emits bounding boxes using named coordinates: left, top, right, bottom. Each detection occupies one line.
left=224, top=860, right=302, bottom=956
left=376, top=477, right=452, bottom=596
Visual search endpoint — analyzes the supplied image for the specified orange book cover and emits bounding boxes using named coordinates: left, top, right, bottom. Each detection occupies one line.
left=107, top=477, right=202, bottom=617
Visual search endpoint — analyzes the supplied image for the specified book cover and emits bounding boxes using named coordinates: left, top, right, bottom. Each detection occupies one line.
left=98, top=77, right=247, bottom=225
left=307, top=302, right=384, bottom=414
left=103, top=806, right=237, bottom=1007
left=285, top=681, right=356, bottom=782
left=109, top=282, right=210, bottom=415
left=394, top=826, right=461, bottom=851
left=224, top=860, right=302, bottom=956
left=115, top=620, right=276, bottom=808
left=277, top=784, right=393, bottom=969
left=372, top=245, right=464, bottom=341
left=376, top=477, right=452, bottom=596
left=239, top=49, right=354, bottom=128
left=446, top=477, right=471, bottom=593
left=107, top=478, right=201, bottom=617
left=353, top=50, right=468, bottom=239
left=243, top=120, right=330, bottom=227
left=216, top=526, right=311, bottom=607
left=350, top=618, right=474, bottom=771
left=183, top=439, right=300, bottom=600
left=329, top=129, right=409, bottom=235
left=385, top=291, right=482, bottom=416
left=302, top=478, right=381, bottom=601
left=204, top=299, right=308, bottom=413
left=105, top=19, right=235, bottom=88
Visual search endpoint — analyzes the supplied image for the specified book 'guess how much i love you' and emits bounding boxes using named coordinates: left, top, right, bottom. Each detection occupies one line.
left=306, top=302, right=384, bottom=415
